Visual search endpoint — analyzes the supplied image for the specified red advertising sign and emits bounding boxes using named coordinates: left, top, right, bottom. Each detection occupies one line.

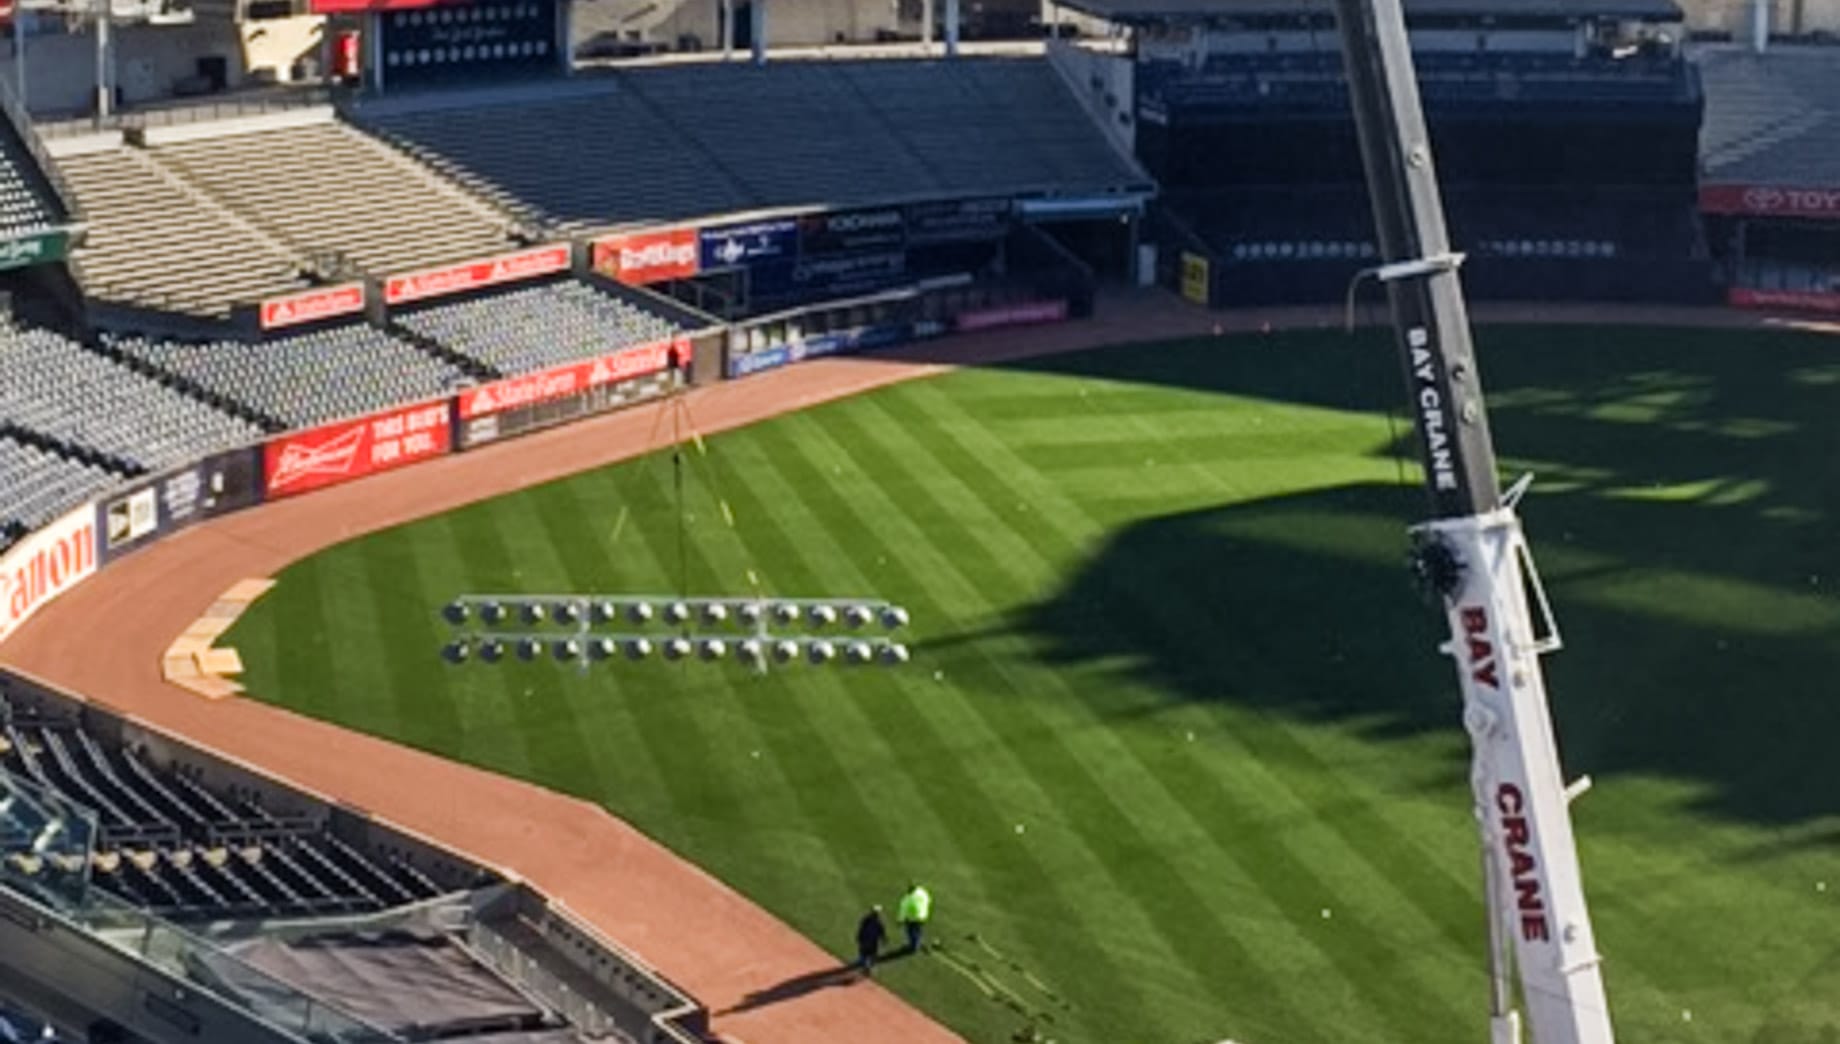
left=1699, top=183, right=1840, bottom=220
left=1729, top=286, right=1840, bottom=315
left=310, top=0, right=456, bottom=12
left=264, top=400, right=451, bottom=498
left=259, top=283, right=366, bottom=331
left=955, top=299, right=1070, bottom=332
left=459, top=338, right=685, bottom=420
left=590, top=228, right=700, bottom=285
left=384, top=244, right=572, bottom=306
left=0, top=503, right=96, bottom=645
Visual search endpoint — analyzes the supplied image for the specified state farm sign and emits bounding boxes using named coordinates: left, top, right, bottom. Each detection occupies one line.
left=384, top=244, right=571, bottom=306
left=460, top=338, right=682, bottom=419
left=1700, top=183, right=1840, bottom=219
left=0, top=504, right=97, bottom=645
left=265, top=400, right=451, bottom=498
left=591, top=228, right=699, bottom=285
left=259, top=283, right=366, bottom=330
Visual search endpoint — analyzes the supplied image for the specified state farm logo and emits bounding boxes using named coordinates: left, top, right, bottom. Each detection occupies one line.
left=1742, top=186, right=1785, bottom=213
left=261, top=284, right=365, bottom=330
left=468, top=370, right=577, bottom=415
left=271, top=426, right=364, bottom=491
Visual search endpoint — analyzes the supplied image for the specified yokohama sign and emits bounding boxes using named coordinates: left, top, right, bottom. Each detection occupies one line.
left=0, top=504, right=97, bottom=645
left=260, top=283, right=367, bottom=331
left=384, top=244, right=572, bottom=306
left=265, top=400, right=451, bottom=498
left=459, top=339, right=684, bottom=419
left=1699, top=183, right=1840, bottom=219
left=591, top=228, right=699, bottom=285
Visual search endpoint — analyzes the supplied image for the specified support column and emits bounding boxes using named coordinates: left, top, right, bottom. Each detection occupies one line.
left=721, top=0, right=733, bottom=60
left=944, top=0, right=959, bottom=56
left=750, top=0, right=765, bottom=65
left=93, top=0, right=111, bottom=122
left=922, top=0, right=934, bottom=48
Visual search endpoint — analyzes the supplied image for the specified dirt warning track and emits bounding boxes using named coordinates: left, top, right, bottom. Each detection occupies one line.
left=0, top=292, right=1801, bottom=1042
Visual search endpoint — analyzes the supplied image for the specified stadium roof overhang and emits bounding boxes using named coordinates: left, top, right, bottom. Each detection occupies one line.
left=1056, top=0, right=1684, bottom=26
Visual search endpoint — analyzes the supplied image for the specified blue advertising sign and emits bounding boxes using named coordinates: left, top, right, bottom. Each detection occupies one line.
left=726, top=320, right=922, bottom=379
left=699, top=218, right=799, bottom=271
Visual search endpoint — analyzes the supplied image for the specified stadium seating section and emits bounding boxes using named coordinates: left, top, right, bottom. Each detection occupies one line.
left=1, top=709, right=451, bottom=922
left=107, top=324, right=470, bottom=431
left=1697, top=45, right=1840, bottom=187
left=395, top=280, right=681, bottom=376
left=150, top=118, right=522, bottom=279
left=0, top=119, right=63, bottom=238
left=57, top=145, right=311, bottom=317
left=0, top=436, right=118, bottom=541
left=0, top=323, right=261, bottom=474
left=357, top=57, right=1147, bottom=230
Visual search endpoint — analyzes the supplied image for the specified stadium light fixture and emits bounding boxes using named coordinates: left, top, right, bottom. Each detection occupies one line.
left=441, top=594, right=911, bottom=674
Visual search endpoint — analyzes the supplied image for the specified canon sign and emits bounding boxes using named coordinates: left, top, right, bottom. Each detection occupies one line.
left=0, top=504, right=97, bottom=644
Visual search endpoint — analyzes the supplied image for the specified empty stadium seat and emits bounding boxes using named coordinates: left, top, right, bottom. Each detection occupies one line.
left=395, top=281, right=683, bottom=376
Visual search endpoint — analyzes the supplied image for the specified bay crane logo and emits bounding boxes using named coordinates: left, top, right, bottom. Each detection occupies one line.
left=270, top=425, right=366, bottom=491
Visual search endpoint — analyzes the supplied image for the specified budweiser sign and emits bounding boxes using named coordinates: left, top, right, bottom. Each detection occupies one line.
left=1700, top=183, right=1840, bottom=219
left=384, top=244, right=572, bottom=306
left=260, top=283, right=367, bottom=330
left=0, top=504, right=97, bottom=645
left=461, top=339, right=683, bottom=419
left=591, top=228, right=699, bottom=285
left=265, top=400, right=451, bottom=498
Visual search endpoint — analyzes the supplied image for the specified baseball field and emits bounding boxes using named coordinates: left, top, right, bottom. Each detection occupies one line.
left=227, top=324, right=1840, bottom=1044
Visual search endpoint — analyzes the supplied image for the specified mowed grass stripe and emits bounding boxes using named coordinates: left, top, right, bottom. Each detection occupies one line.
left=852, top=388, right=1472, bottom=1037
left=885, top=382, right=1488, bottom=1020
left=781, top=407, right=1306, bottom=1041
left=630, top=440, right=900, bottom=930
left=746, top=412, right=1180, bottom=1041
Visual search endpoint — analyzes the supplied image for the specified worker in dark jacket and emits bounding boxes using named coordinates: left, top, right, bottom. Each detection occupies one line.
left=855, top=905, right=887, bottom=976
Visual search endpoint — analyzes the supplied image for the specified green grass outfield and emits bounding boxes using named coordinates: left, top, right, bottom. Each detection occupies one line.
left=230, top=325, right=1840, bottom=1044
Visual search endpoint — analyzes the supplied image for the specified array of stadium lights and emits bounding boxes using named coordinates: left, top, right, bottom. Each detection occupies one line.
left=440, top=595, right=911, bottom=672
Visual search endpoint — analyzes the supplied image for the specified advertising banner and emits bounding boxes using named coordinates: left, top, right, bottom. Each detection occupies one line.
left=458, top=339, right=683, bottom=420
left=751, top=251, right=907, bottom=301
left=0, top=503, right=96, bottom=645
left=905, top=197, right=1012, bottom=244
left=956, top=299, right=1070, bottom=332
left=1729, top=287, right=1840, bottom=315
left=259, top=283, right=367, bottom=331
left=699, top=218, right=798, bottom=271
left=727, top=320, right=919, bottom=379
left=1180, top=252, right=1210, bottom=305
left=458, top=365, right=681, bottom=448
left=384, top=243, right=571, bottom=306
left=95, top=447, right=264, bottom=564
left=363, top=0, right=561, bottom=88
left=591, top=228, right=700, bottom=285
left=0, top=228, right=72, bottom=272
left=1699, top=184, right=1840, bottom=220
left=797, top=207, right=907, bottom=257
left=264, top=400, right=451, bottom=499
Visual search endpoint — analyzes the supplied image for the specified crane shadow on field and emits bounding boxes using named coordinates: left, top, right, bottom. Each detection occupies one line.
left=983, top=324, right=1840, bottom=830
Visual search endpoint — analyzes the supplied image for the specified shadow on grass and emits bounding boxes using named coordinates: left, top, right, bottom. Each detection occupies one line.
left=1009, top=478, right=1840, bottom=827
left=959, top=323, right=1840, bottom=828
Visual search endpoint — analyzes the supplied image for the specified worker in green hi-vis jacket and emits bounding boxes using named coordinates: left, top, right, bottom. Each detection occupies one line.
left=897, top=882, right=931, bottom=953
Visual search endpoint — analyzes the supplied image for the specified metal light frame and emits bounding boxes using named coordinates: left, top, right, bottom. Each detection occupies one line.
left=441, top=594, right=912, bottom=673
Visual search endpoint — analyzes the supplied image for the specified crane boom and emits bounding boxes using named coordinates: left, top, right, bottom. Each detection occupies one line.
left=1325, top=0, right=1616, bottom=1040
